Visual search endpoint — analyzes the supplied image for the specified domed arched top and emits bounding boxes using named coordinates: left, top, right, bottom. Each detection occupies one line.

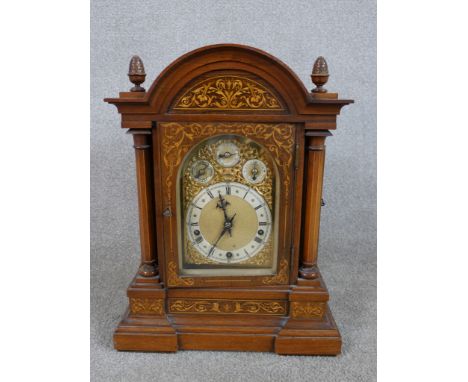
left=144, top=44, right=311, bottom=114
left=105, top=44, right=353, bottom=122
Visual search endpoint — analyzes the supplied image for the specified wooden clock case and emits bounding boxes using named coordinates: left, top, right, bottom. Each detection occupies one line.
left=105, top=44, right=353, bottom=355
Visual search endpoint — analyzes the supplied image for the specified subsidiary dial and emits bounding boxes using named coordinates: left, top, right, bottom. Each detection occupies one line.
left=215, top=141, right=240, bottom=167
left=242, top=159, right=267, bottom=184
left=190, top=160, right=214, bottom=183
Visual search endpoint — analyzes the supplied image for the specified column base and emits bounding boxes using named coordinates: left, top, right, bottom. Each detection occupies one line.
left=299, top=265, right=319, bottom=279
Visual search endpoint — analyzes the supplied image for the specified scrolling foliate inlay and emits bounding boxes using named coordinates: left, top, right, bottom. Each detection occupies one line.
left=168, top=299, right=287, bottom=315
left=173, top=76, right=285, bottom=111
left=262, top=258, right=289, bottom=285
left=129, top=298, right=164, bottom=315
left=167, top=261, right=194, bottom=287
left=290, top=302, right=326, bottom=319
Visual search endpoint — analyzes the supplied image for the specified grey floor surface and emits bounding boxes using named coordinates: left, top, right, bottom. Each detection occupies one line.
left=91, top=1, right=376, bottom=381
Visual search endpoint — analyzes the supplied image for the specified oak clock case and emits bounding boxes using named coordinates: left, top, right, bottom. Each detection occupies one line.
left=104, top=45, right=353, bottom=355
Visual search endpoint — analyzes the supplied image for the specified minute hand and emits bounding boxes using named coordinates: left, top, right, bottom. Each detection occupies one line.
left=210, top=228, right=227, bottom=254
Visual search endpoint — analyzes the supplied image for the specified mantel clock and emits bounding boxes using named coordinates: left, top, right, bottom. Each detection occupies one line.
left=105, top=44, right=353, bottom=355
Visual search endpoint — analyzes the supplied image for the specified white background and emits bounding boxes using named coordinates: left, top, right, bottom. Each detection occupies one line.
left=0, top=1, right=467, bottom=381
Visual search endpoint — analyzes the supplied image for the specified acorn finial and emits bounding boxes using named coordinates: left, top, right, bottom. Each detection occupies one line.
left=311, top=56, right=329, bottom=93
left=128, top=55, right=146, bottom=92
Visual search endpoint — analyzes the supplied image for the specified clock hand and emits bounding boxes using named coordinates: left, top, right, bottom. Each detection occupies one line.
left=219, top=151, right=232, bottom=159
left=209, top=226, right=228, bottom=256
left=226, top=213, right=236, bottom=237
left=218, top=150, right=239, bottom=160
left=209, top=213, right=237, bottom=255
left=251, top=164, right=258, bottom=181
left=195, top=163, right=207, bottom=179
left=216, top=192, right=238, bottom=236
left=216, top=192, right=230, bottom=225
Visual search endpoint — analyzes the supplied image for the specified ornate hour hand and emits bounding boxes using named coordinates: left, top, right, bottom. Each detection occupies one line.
left=216, top=191, right=229, bottom=209
left=216, top=192, right=230, bottom=225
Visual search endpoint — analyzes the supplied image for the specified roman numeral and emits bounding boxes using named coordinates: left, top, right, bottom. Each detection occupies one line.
left=190, top=222, right=199, bottom=226
left=192, top=204, right=202, bottom=210
left=226, top=184, right=231, bottom=195
left=206, top=189, right=214, bottom=199
left=244, top=249, right=250, bottom=257
left=194, top=236, right=203, bottom=244
left=208, top=247, right=215, bottom=257
left=243, top=189, right=250, bottom=199
left=259, top=222, right=268, bottom=226
left=254, top=237, right=263, bottom=244
left=254, top=204, right=263, bottom=210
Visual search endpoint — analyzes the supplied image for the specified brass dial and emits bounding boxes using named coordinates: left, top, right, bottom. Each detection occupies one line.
left=242, top=159, right=267, bottom=184
left=215, top=141, right=240, bottom=167
left=186, top=182, right=272, bottom=264
left=190, top=160, right=214, bottom=183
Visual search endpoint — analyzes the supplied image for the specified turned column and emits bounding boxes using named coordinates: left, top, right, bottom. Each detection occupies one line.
left=299, top=132, right=329, bottom=279
left=128, top=129, right=158, bottom=277
left=299, top=55, right=334, bottom=279
left=125, top=56, right=157, bottom=277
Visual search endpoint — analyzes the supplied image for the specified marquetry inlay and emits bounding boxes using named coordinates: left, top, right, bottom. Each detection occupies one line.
left=129, top=298, right=164, bottom=315
left=262, top=258, right=289, bottom=285
left=173, top=76, right=285, bottom=111
left=167, top=261, right=194, bottom=287
left=168, top=299, right=287, bottom=315
left=290, top=302, right=326, bottom=319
